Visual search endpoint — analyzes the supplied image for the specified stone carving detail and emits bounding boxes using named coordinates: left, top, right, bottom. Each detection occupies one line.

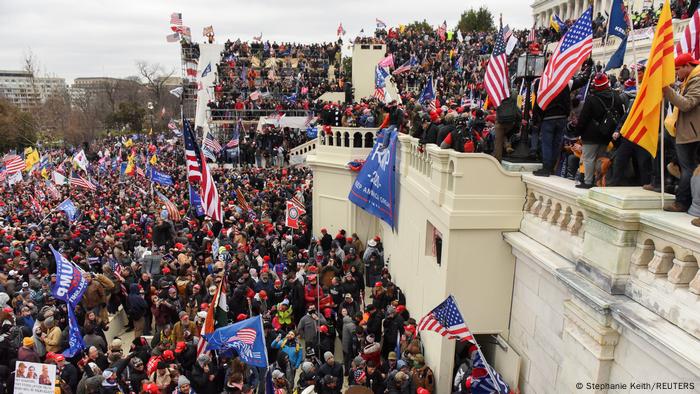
left=647, top=250, right=674, bottom=276
left=668, top=258, right=699, bottom=286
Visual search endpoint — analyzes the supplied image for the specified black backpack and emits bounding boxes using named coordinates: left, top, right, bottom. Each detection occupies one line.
left=496, top=97, right=521, bottom=124
left=592, top=95, right=621, bottom=138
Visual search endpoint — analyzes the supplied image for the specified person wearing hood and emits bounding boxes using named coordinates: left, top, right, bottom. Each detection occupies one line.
left=296, top=361, right=317, bottom=391
left=126, top=283, right=148, bottom=338
left=99, top=368, right=120, bottom=394
left=575, top=73, right=624, bottom=188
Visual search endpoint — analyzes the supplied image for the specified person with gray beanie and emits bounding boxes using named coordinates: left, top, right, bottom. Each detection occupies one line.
left=315, top=351, right=343, bottom=393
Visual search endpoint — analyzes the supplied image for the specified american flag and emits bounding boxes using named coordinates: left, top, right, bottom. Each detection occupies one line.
left=155, top=191, right=181, bottom=221
left=204, top=131, right=222, bottom=152
left=45, top=180, right=60, bottom=200
left=373, top=65, right=388, bottom=100
left=183, top=120, right=202, bottom=183
left=437, top=20, right=447, bottom=41
left=30, top=195, right=42, bottom=212
left=470, top=350, right=511, bottom=394
left=418, top=295, right=474, bottom=342
left=484, top=27, right=510, bottom=108
left=225, top=137, right=239, bottom=148
left=676, top=10, right=700, bottom=57
left=3, top=154, right=25, bottom=173
left=136, top=166, right=145, bottom=177
left=393, top=55, right=418, bottom=75
left=69, top=174, right=97, bottom=191
left=170, top=12, right=182, bottom=26
left=528, top=24, right=536, bottom=42
left=236, top=187, right=250, bottom=211
left=537, top=6, right=593, bottom=110
left=198, top=146, right=222, bottom=222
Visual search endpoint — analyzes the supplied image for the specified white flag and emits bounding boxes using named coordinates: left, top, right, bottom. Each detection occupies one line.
left=73, top=150, right=89, bottom=171
left=52, top=171, right=67, bottom=185
left=169, top=86, right=183, bottom=98
left=7, top=171, right=23, bottom=186
left=505, top=35, right=519, bottom=56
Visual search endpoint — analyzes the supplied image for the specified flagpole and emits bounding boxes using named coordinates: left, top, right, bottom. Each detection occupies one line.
left=449, top=294, right=502, bottom=394
left=628, top=2, right=638, bottom=84
left=661, top=98, right=666, bottom=209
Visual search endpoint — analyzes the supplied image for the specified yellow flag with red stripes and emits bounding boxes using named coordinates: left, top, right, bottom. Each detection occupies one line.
left=620, top=0, right=675, bottom=157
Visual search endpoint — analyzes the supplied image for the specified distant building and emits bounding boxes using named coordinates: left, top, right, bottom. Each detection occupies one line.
left=72, top=77, right=131, bottom=92
left=0, top=70, right=66, bottom=109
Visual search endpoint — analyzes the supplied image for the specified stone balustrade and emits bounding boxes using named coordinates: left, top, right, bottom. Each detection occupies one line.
left=288, top=139, right=317, bottom=166
left=520, top=174, right=586, bottom=262
left=317, top=127, right=377, bottom=149
left=517, top=176, right=700, bottom=342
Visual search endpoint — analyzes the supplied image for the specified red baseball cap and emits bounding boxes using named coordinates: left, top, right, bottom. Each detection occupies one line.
left=675, top=53, right=700, bottom=68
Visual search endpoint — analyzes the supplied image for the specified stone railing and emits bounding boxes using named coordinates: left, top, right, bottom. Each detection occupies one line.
left=288, top=139, right=317, bottom=166
left=397, top=135, right=525, bottom=227
left=520, top=177, right=700, bottom=341
left=520, top=174, right=587, bottom=263
left=625, top=212, right=700, bottom=341
left=317, top=127, right=377, bottom=149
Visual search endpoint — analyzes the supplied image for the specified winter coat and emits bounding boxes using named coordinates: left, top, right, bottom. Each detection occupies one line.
left=126, top=284, right=148, bottom=319
left=576, top=89, right=625, bottom=144
left=271, top=338, right=303, bottom=369
left=297, top=313, right=326, bottom=345
left=666, top=68, right=700, bottom=144
left=341, top=316, right=356, bottom=354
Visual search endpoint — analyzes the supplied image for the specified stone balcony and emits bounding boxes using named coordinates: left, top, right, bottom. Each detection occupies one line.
left=520, top=174, right=700, bottom=344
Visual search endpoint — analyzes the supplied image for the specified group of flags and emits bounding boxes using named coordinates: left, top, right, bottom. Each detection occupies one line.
left=419, top=295, right=511, bottom=393
left=183, top=120, right=222, bottom=222
left=167, top=12, right=191, bottom=43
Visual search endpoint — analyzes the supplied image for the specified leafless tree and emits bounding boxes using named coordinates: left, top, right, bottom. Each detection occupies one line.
left=135, top=61, right=175, bottom=107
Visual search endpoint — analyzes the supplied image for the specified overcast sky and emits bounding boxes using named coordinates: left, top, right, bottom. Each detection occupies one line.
left=0, top=0, right=532, bottom=83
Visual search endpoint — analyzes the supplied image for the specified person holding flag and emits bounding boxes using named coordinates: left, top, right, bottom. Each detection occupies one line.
left=662, top=52, right=700, bottom=213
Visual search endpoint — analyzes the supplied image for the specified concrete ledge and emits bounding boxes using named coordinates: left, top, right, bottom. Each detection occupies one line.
left=588, top=186, right=674, bottom=210
left=502, top=161, right=542, bottom=172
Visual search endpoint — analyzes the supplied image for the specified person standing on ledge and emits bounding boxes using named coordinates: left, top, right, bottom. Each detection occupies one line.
left=662, top=53, right=700, bottom=212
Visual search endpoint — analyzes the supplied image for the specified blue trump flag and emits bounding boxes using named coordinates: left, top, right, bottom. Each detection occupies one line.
left=605, top=36, right=628, bottom=71
left=348, top=126, right=399, bottom=228
left=50, top=245, right=88, bottom=305
left=607, top=0, right=630, bottom=40
left=189, top=186, right=206, bottom=217
left=50, top=245, right=88, bottom=357
left=204, top=315, right=268, bottom=368
left=64, top=306, right=86, bottom=357
left=147, top=167, right=174, bottom=186
left=419, top=75, right=435, bottom=105
left=57, top=198, right=79, bottom=221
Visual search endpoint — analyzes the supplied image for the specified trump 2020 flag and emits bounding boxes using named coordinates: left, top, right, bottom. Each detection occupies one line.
left=50, top=245, right=88, bottom=305
left=147, top=167, right=174, bottom=186
left=189, top=185, right=206, bottom=217
left=348, top=126, right=399, bottom=228
left=204, top=315, right=268, bottom=367
left=57, top=198, right=79, bottom=221
left=64, top=306, right=86, bottom=357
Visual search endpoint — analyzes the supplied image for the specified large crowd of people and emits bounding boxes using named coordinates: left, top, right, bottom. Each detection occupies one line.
left=0, top=130, right=449, bottom=394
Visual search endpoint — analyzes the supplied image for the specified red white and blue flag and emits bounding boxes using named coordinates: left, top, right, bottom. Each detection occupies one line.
left=3, top=154, right=25, bottom=174
left=203, top=315, right=268, bottom=367
left=183, top=120, right=202, bottom=183
left=676, top=9, right=700, bottom=57
left=484, top=26, right=510, bottom=107
left=170, top=12, right=182, bottom=26
left=418, top=295, right=474, bottom=342
left=537, top=6, right=593, bottom=110
left=69, top=173, right=97, bottom=191
left=469, top=350, right=511, bottom=394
